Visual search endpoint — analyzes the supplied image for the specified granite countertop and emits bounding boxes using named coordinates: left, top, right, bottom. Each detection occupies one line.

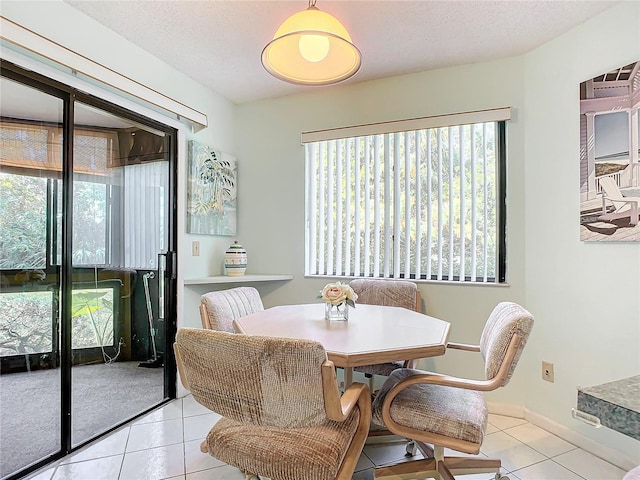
left=577, top=375, right=640, bottom=441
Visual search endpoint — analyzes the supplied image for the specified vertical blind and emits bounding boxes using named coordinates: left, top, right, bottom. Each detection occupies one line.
left=122, top=162, right=167, bottom=269
left=303, top=108, right=509, bottom=283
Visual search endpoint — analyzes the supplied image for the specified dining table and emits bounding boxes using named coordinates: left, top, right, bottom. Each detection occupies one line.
left=233, top=302, right=451, bottom=387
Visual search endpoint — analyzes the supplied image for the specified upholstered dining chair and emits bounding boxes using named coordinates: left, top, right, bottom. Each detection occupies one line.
left=349, top=279, right=421, bottom=390
left=371, top=301, right=534, bottom=480
left=199, top=286, right=264, bottom=332
left=174, top=328, right=371, bottom=480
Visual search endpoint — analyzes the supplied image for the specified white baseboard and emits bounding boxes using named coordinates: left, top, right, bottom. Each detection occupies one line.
left=486, top=402, right=637, bottom=472
left=486, top=401, right=525, bottom=419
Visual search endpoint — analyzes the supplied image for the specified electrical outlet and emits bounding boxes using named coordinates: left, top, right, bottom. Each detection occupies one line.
left=192, top=241, right=200, bottom=256
left=542, top=361, right=554, bottom=382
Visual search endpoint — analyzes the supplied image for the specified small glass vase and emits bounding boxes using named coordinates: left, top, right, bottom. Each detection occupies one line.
left=325, top=302, right=349, bottom=321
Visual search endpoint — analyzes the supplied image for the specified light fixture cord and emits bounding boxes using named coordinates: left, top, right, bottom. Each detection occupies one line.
left=309, top=0, right=317, bottom=7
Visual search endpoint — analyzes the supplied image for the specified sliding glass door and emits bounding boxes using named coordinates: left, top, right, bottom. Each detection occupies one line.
left=70, top=102, right=172, bottom=447
left=0, top=76, right=64, bottom=480
left=0, top=64, right=177, bottom=479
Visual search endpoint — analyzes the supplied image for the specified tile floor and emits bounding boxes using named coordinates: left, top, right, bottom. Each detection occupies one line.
left=25, top=395, right=628, bottom=480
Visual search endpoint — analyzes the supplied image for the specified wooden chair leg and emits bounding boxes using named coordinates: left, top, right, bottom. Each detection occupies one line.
left=437, top=461, right=455, bottom=480
left=442, top=456, right=501, bottom=477
left=416, top=440, right=434, bottom=458
left=374, top=458, right=437, bottom=479
left=374, top=442, right=502, bottom=480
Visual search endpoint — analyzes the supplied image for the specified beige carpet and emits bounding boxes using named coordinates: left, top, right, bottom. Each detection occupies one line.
left=0, top=361, right=164, bottom=478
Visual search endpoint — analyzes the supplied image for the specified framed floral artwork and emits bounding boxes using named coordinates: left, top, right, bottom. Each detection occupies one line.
left=187, top=140, right=237, bottom=235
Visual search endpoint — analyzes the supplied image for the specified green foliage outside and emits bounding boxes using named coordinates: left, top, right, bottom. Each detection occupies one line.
left=0, top=172, right=107, bottom=268
left=0, top=291, right=52, bottom=355
left=311, top=123, right=498, bottom=280
left=0, top=174, right=47, bottom=269
left=0, top=289, right=114, bottom=357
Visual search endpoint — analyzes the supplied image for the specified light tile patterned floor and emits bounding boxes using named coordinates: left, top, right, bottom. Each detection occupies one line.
left=25, top=397, right=628, bottom=480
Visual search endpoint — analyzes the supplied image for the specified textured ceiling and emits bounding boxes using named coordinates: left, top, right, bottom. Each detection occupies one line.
left=63, top=0, right=618, bottom=105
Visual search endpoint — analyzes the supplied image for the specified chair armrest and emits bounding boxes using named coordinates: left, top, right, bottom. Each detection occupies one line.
left=199, top=303, right=211, bottom=329
left=328, top=383, right=370, bottom=422
left=173, top=343, right=190, bottom=390
left=388, top=334, right=522, bottom=395
left=322, top=361, right=371, bottom=422
left=392, top=371, right=494, bottom=392
left=447, top=342, right=480, bottom=352
left=380, top=334, right=525, bottom=442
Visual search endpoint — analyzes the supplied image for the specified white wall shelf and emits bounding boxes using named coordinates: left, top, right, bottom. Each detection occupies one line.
left=184, top=274, right=293, bottom=285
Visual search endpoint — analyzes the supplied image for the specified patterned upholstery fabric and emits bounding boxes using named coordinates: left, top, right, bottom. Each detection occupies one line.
left=207, top=414, right=360, bottom=480
left=176, top=328, right=327, bottom=427
left=371, top=302, right=533, bottom=457
left=353, top=361, right=404, bottom=377
left=479, top=302, right=534, bottom=384
left=175, top=328, right=361, bottom=480
left=349, top=279, right=418, bottom=310
left=350, top=279, right=419, bottom=377
left=372, top=368, right=487, bottom=448
left=201, top=286, right=264, bottom=332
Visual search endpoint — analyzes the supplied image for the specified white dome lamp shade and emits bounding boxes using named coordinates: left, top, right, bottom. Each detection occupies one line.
left=261, top=1, right=361, bottom=86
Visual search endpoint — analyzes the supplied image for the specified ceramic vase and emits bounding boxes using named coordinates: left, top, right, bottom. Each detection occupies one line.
left=224, top=241, right=247, bottom=276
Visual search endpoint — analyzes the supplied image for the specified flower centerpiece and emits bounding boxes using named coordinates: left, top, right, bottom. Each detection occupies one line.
left=317, top=282, right=358, bottom=321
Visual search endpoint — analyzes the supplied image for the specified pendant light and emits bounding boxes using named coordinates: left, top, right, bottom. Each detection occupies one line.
left=261, top=0, right=361, bottom=86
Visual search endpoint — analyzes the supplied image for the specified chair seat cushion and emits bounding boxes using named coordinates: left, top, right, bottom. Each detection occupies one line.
left=354, top=361, right=404, bottom=377
left=372, top=368, right=487, bottom=447
left=204, top=409, right=360, bottom=480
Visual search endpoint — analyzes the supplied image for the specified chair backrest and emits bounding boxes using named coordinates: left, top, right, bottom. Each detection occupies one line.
left=479, top=302, right=534, bottom=385
left=175, top=328, right=329, bottom=428
left=599, top=176, right=625, bottom=201
left=200, top=286, right=264, bottom=332
left=349, top=279, right=420, bottom=312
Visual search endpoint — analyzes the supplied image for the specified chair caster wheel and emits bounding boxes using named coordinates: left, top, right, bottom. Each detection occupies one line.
left=495, top=475, right=509, bottom=480
left=405, top=440, right=417, bottom=456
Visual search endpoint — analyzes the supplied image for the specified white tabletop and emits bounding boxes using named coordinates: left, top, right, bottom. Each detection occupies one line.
left=233, top=303, right=450, bottom=368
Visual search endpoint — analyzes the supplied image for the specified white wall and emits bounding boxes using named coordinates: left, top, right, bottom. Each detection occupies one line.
left=523, top=1, right=640, bottom=465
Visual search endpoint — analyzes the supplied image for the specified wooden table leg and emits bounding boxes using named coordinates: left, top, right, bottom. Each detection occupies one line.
left=344, top=367, right=353, bottom=387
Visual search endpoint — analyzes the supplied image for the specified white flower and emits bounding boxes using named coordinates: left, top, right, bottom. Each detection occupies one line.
left=318, top=282, right=358, bottom=307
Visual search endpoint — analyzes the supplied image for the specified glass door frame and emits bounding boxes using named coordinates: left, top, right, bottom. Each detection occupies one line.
left=1, top=60, right=178, bottom=480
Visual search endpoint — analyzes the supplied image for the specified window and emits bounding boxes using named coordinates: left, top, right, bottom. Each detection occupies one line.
left=304, top=108, right=508, bottom=284
left=0, top=119, right=116, bottom=268
left=0, top=118, right=167, bottom=270
left=0, top=173, right=48, bottom=269
left=0, top=291, right=54, bottom=356
left=0, top=286, right=117, bottom=357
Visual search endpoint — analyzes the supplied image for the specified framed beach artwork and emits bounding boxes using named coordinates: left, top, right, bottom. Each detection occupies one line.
left=187, top=140, right=237, bottom=235
left=579, top=61, right=640, bottom=242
